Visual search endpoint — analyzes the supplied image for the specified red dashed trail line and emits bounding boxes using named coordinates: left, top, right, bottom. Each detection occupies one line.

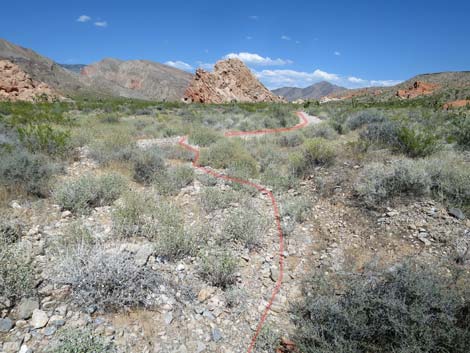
left=178, top=111, right=311, bottom=353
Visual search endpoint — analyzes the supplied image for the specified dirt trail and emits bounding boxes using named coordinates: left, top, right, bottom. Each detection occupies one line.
left=178, top=111, right=320, bottom=353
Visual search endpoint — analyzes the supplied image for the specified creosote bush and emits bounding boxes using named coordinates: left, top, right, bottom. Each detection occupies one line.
left=132, top=147, right=166, bottom=184
left=54, top=244, right=162, bottom=311
left=188, top=125, right=222, bottom=146
left=198, top=187, right=242, bottom=213
left=54, top=173, right=127, bottom=214
left=154, top=164, right=194, bottom=196
left=48, top=327, right=114, bottom=353
left=199, top=249, right=238, bottom=289
left=293, top=261, right=470, bottom=353
left=291, top=138, right=336, bottom=177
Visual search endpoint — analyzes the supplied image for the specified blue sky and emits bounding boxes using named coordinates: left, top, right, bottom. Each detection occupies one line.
left=1, top=0, right=469, bottom=89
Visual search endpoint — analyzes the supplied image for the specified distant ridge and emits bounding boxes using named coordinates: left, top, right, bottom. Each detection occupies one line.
left=272, top=81, right=347, bottom=101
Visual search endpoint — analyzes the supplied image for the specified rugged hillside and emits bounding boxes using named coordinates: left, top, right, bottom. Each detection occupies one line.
left=184, top=58, right=284, bottom=103
left=79, top=58, right=193, bottom=101
left=59, top=64, right=86, bottom=74
left=396, top=71, right=470, bottom=89
left=0, top=60, right=64, bottom=102
left=0, top=38, right=92, bottom=96
left=273, top=81, right=347, bottom=101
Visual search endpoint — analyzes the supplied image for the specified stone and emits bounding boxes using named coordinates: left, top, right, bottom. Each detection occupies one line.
left=43, top=325, right=57, bottom=336
left=176, top=263, right=185, bottom=272
left=211, top=328, right=222, bottom=342
left=31, top=309, right=49, bottom=328
left=61, top=210, right=72, bottom=218
left=449, top=208, right=465, bottom=220
left=2, top=341, right=21, bottom=353
left=17, top=298, right=39, bottom=320
left=0, top=317, right=14, bottom=332
left=49, top=315, right=66, bottom=327
left=135, top=246, right=154, bottom=266
left=19, top=345, right=32, bottom=353
left=164, top=311, right=173, bottom=325
left=197, top=287, right=215, bottom=303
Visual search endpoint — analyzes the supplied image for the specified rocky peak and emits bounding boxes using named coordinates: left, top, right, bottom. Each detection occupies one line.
left=183, top=58, right=284, bottom=103
left=0, top=59, right=63, bottom=102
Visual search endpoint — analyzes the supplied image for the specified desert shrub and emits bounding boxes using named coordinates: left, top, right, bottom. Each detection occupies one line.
left=0, top=216, right=23, bottom=244
left=196, top=173, right=218, bottom=186
left=58, top=221, right=95, bottom=249
left=0, top=149, right=61, bottom=196
left=188, top=126, right=222, bottom=146
left=48, top=327, right=114, bottom=353
left=261, top=165, right=299, bottom=192
left=151, top=203, right=197, bottom=260
left=199, top=187, right=242, bottom=212
left=276, top=132, right=304, bottom=147
left=17, top=123, right=71, bottom=156
left=425, top=154, right=470, bottom=209
left=132, top=147, right=166, bottom=184
left=302, top=122, right=338, bottom=140
left=255, top=324, right=281, bottom=353
left=154, top=164, right=194, bottom=196
left=293, top=261, right=470, bottom=353
left=54, top=173, right=126, bottom=214
left=54, top=244, right=163, bottom=311
left=89, top=132, right=137, bottom=165
left=450, top=114, right=470, bottom=149
left=291, top=138, right=336, bottom=177
left=0, top=241, right=35, bottom=302
left=223, top=207, right=268, bottom=249
left=99, top=114, right=120, bottom=123
left=199, top=249, right=238, bottom=289
left=359, top=121, right=400, bottom=149
left=112, top=191, right=153, bottom=238
left=346, top=109, right=386, bottom=130
left=159, top=145, right=194, bottom=161
left=199, top=139, right=259, bottom=178
left=396, top=125, right=440, bottom=157
left=355, top=159, right=431, bottom=207
left=280, top=196, right=311, bottom=223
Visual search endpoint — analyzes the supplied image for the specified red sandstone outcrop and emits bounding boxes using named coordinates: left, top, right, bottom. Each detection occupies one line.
left=0, top=60, right=63, bottom=102
left=183, top=59, right=284, bottom=103
left=443, top=99, right=470, bottom=109
left=396, top=81, right=439, bottom=99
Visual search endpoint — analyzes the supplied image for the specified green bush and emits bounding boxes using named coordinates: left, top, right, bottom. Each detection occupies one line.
left=89, top=132, right=137, bottom=165
left=293, top=261, right=470, bottom=353
left=396, top=125, right=440, bottom=157
left=0, top=216, right=23, bottom=244
left=0, top=241, right=35, bottom=303
left=17, top=123, right=71, bottom=156
left=291, top=138, right=336, bottom=177
left=199, top=249, right=238, bottom=289
left=48, top=328, right=114, bottom=353
left=132, top=147, right=166, bottom=184
left=0, top=149, right=61, bottom=196
left=54, top=173, right=127, bottom=214
left=345, top=109, right=386, bottom=130
left=112, top=191, right=153, bottom=238
left=199, top=187, right=241, bottom=213
left=450, top=114, right=470, bottom=149
left=188, top=126, right=222, bottom=146
left=302, top=123, right=338, bottom=140
left=276, top=132, right=305, bottom=147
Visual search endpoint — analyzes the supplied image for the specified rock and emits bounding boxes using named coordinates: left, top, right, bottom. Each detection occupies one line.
left=0, top=317, right=14, bottom=332
left=197, top=287, right=215, bottom=303
left=17, top=298, right=39, bottom=320
left=31, top=309, right=49, bottom=328
left=61, top=210, right=72, bottom=218
left=135, top=246, right=154, bottom=266
left=19, top=345, right=32, bottom=353
left=0, top=296, right=12, bottom=310
left=418, top=234, right=432, bottom=246
left=396, top=81, right=439, bottom=99
left=176, top=263, right=185, bottom=272
left=2, top=341, right=21, bottom=353
left=449, top=208, right=465, bottom=220
left=183, top=59, right=284, bottom=104
left=211, top=328, right=222, bottom=342
left=43, top=325, right=57, bottom=336
left=163, top=311, right=173, bottom=325
left=49, top=315, right=66, bottom=327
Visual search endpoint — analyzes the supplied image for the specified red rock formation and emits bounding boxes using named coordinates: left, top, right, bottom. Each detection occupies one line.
left=183, top=58, right=284, bottom=103
left=396, top=81, right=439, bottom=99
left=275, top=338, right=300, bottom=353
left=443, top=99, right=470, bottom=109
left=0, top=60, right=63, bottom=102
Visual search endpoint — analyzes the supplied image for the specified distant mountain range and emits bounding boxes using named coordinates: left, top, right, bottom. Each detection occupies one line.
left=0, top=38, right=192, bottom=101
left=272, top=81, right=347, bottom=101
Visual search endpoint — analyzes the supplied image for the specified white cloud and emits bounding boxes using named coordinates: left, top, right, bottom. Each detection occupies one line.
left=224, top=52, right=292, bottom=66
left=254, top=68, right=401, bottom=89
left=94, top=21, right=108, bottom=27
left=165, top=60, right=194, bottom=71
left=249, top=15, right=259, bottom=20
left=77, top=15, right=91, bottom=22
left=334, top=51, right=341, bottom=56
left=281, top=35, right=291, bottom=41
